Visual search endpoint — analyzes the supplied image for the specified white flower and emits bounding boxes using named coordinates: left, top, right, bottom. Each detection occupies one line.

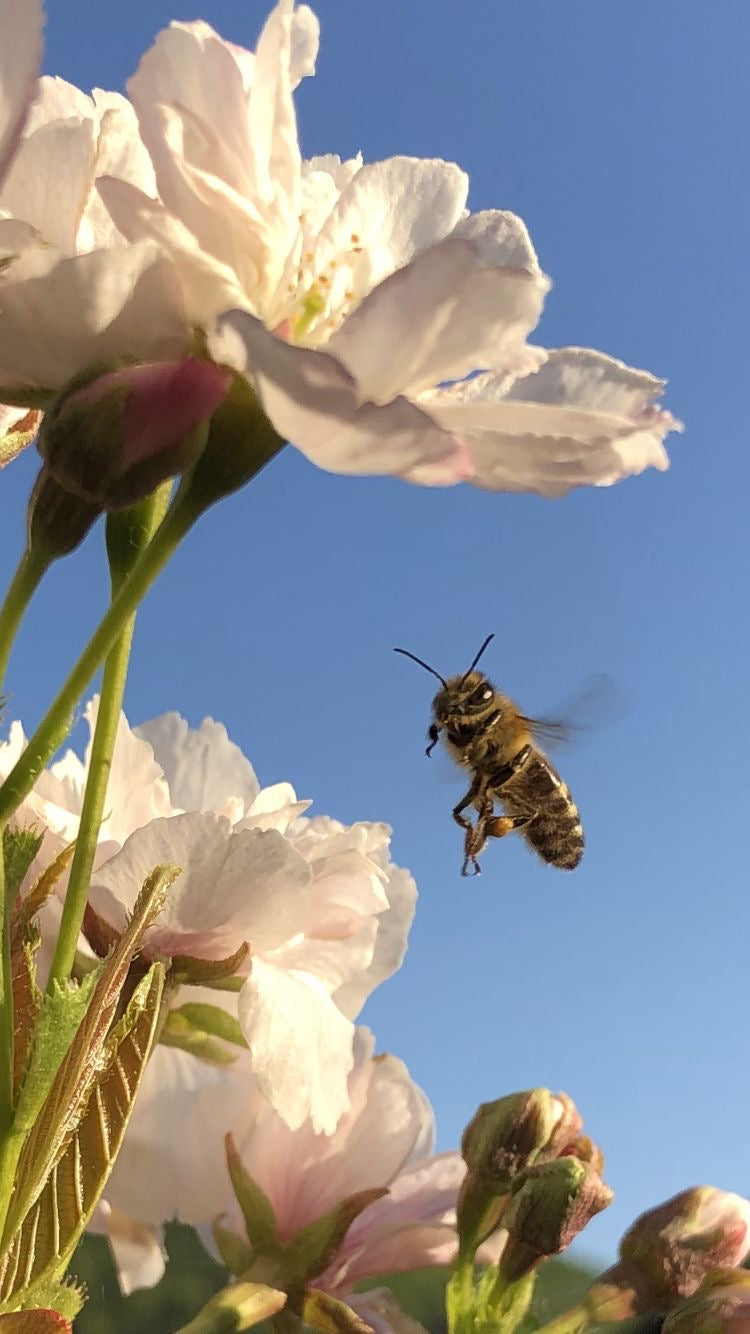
left=1, top=702, right=416, bottom=1133
left=100, top=0, right=678, bottom=494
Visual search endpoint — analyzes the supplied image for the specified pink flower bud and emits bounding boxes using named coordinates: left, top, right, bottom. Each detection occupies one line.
left=663, top=1271, right=750, bottom=1334
left=38, top=358, right=232, bottom=509
left=500, top=1156, right=613, bottom=1281
left=589, top=1188, right=750, bottom=1318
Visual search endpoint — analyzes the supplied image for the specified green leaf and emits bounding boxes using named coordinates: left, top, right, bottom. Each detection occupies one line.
left=3, top=863, right=177, bottom=1243
left=0, top=1311, right=72, bottom=1333
left=225, top=1135, right=279, bottom=1256
left=171, top=942, right=249, bottom=988
left=160, top=1010, right=241, bottom=1067
left=11, top=932, right=42, bottom=1102
left=0, top=964, right=164, bottom=1306
left=212, top=1222, right=253, bottom=1277
left=283, top=1188, right=388, bottom=1285
left=13, top=973, right=98, bottom=1136
left=2, top=828, right=44, bottom=900
left=15, top=1279, right=83, bottom=1322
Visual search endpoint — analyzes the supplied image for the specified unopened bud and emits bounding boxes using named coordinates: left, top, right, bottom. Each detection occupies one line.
left=462, top=1089, right=569, bottom=1186
left=662, top=1271, right=750, bottom=1334
left=590, top=1188, right=750, bottom=1317
left=560, top=1134, right=605, bottom=1175
left=27, top=466, right=102, bottom=559
left=500, top=1156, right=613, bottom=1282
left=38, top=358, right=231, bottom=509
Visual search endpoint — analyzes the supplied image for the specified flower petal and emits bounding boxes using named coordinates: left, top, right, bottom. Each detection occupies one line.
left=238, top=956, right=355, bottom=1133
left=209, top=310, right=471, bottom=484
left=0, top=0, right=43, bottom=185
left=135, top=712, right=260, bottom=817
left=328, top=231, right=548, bottom=402
left=88, top=1202, right=166, bottom=1295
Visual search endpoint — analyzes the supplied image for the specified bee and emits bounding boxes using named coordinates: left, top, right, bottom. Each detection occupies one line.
left=394, top=634, right=584, bottom=876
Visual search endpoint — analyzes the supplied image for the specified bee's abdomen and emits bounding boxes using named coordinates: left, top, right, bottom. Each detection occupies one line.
left=502, top=751, right=584, bottom=870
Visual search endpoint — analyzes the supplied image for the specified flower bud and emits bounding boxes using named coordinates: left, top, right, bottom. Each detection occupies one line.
left=462, top=1089, right=570, bottom=1186
left=500, top=1157, right=613, bottom=1282
left=663, top=1271, right=750, bottom=1334
left=590, top=1188, right=750, bottom=1317
left=27, top=466, right=102, bottom=559
left=38, top=358, right=231, bottom=509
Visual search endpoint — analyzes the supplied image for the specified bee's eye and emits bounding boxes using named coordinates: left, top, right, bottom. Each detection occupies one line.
left=469, top=683, right=494, bottom=706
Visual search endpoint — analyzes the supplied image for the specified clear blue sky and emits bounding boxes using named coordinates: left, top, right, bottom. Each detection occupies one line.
left=2, top=0, right=749, bottom=1266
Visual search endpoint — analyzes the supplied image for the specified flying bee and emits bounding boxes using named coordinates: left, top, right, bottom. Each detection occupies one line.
left=394, top=634, right=585, bottom=877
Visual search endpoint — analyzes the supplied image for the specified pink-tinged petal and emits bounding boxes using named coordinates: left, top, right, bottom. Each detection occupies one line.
left=328, top=236, right=548, bottom=403
left=88, top=1203, right=165, bottom=1295
left=209, top=311, right=472, bottom=484
left=339, top=1223, right=459, bottom=1289
left=135, top=713, right=260, bottom=816
left=0, top=241, right=191, bottom=395
left=89, top=812, right=312, bottom=958
left=333, top=866, right=417, bottom=1021
left=505, top=346, right=673, bottom=417
left=84, top=699, right=175, bottom=846
left=238, top=956, right=355, bottom=1133
left=105, top=1043, right=255, bottom=1225
left=315, top=158, right=468, bottom=293
left=347, top=1289, right=430, bottom=1334
left=239, top=782, right=311, bottom=833
left=0, top=0, right=43, bottom=185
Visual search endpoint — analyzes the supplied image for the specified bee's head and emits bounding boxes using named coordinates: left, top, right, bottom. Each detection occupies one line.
left=433, top=671, right=495, bottom=723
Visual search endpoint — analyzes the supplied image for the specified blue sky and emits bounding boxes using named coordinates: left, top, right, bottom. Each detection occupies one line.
left=1, top=0, right=749, bottom=1267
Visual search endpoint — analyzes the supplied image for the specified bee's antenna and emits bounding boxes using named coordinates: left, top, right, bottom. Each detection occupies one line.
left=460, top=633, right=495, bottom=685
left=393, top=647, right=448, bottom=689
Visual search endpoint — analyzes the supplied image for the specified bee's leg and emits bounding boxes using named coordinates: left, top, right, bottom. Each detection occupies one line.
left=426, top=723, right=441, bottom=757
left=452, top=777, right=484, bottom=876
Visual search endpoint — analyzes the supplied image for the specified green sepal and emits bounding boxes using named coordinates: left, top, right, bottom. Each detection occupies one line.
left=18, top=843, right=76, bottom=923
left=160, top=1009, right=241, bottom=1066
left=2, top=864, right=176, bottom=1246
left=474, top=1267, right=536, bottom=1334
left=2, top=828, right=44, bottom=899
left=225, top=1134, right=280, bottom=1255
left=0, top=1311, right=72, bottom=1332
left=303, top=1290, right=375, bottom=1334
left=13, top=1279, right=83, bottom=1323
left=0, top=964, right=165, bottom=1305
left=283, top=1188, right=388, bottom=1285
left=11, top=928, right=42, bottom=1102
left=212, top=1221, right=254, bottom=1277
left=170, top=1004, right=247, bottom=1049
left=0, top=419, right=39, bottom=472
left=12, top=972, right=98, bottom=1136
left=175, top=1281, right=286, bottom=1334
left=170, top=942, right=249, bottom=988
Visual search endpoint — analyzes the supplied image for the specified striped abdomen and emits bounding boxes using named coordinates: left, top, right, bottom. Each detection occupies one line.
left=499, top=748, right=584, bottom=870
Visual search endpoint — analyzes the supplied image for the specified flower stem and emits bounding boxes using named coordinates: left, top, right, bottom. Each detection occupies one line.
left=0, top=544, right=53, bottom=690
left=0, top=482, right=202, bottom=830
left=534, top=1301, right=597, bottom=1334
left=47, top=485, right=172, bottom=987
left=446, top=1254, right=477, bottom=1334
left=0, top=845, right=11, bottom=1146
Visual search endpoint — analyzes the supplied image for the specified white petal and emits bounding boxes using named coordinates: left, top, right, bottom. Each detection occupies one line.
left=452, top=209, right=544, bottom=273
left=333, top=866, right=417, bottom=1021
left=134, top=712, right=260, bottom=816
left=89, top=1202, right=166, bottom=1295
left=0, top=240, right=191, bottom=394
left=0, top=109, right=95, bottom=254
left=89, top=812, right=312, bottom=958
left=506, top=346, right=670, bottom=416
left=85, top=699, right=175, bottom=846
left=209, top=311, right=471, bottom=484
left=288, top=6, right=320, bottom=87
left=238, top=957, right=355, bottom=1133
left=0, top=0, right=43, bottom=185
left=328, top=236, right=548, bottom=402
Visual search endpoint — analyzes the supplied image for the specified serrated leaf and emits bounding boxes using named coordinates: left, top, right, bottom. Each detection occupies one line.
left=20, top=845, right=76, bottom=923
left=225, top=1135, right=279, bottom=1255
left=171, top=942, right=249, bottom=987
left=0, top=1311, right=71, bottom=1333
left=212, top=1221, right=254, bottom=1277
left=3, top=828, right=44, bottom=900
left=283, top=1189, right=389, bottom=1285
left=303, top=1290, right=375, bottom=1334
left=12, top=933, right=42, bottom=1101
left=160, top=1011, right=240, bottom=1066
left=2, top=863, right=176, bottom=1243
left=15, top=1279, right=83, bottom=1322
left=176, top=1281, right=286, bottom=1333
left=0, top=965, right=164, bottom=1304
left=13, top=973, right=98, bottom=1137
left=168, top=1004, right=248, bottom=1049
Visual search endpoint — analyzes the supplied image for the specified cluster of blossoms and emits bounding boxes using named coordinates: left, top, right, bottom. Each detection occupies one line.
left=0, top=0, right=680, bottom=507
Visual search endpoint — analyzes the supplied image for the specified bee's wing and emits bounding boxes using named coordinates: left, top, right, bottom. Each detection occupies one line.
left=519, top=674, right=624, bottom=751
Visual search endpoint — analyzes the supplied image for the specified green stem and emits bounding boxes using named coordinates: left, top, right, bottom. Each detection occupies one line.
left=0, top=844, right=11, bottom=1146
left=0, top=482, right=202, bottom=830
left=533, top=1301, right=595, bottom=1334
left=0, top=544, right=53, bottom=690
left=47, top=486, right=171, bottom=987
left=446, top=1254, right=477, bottom=1334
